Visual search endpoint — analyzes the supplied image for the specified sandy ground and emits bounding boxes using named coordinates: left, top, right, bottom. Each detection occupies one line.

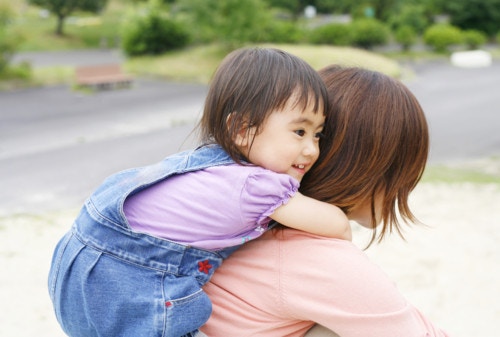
left=1, top=181, right=499, bottom=337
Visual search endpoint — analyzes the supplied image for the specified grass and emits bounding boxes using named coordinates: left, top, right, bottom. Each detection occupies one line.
left=125, top=44, right=228, bottom=83
left=3, top=4, right=500, bottom=187
left=422, top=157, right=500, bottom=184
left=0, top=0, right=446, bottom=88
left=125, top=43, right=403, bottom=83
left=8, top=0, right=127, bottom=51
left=32, top=66, right=75, bottom=86
left=262, top=44, right=402, bottom=77
left=4, top=0, right=499, bottom=87
left=1, top=42, right=407, bottom=89
left=2, top=0, right=408, bottom=87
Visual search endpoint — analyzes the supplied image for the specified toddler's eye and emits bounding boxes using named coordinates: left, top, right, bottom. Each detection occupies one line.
left=295, top=130, right=306, bottom=137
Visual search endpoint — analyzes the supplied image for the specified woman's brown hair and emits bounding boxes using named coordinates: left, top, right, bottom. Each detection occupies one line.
left=300, top=65, right=429, bottom=246
left=199, top=47, right=328, bottom=163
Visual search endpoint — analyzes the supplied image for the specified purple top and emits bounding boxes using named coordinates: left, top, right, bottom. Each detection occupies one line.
left=123, top=164, right=299, bottom=250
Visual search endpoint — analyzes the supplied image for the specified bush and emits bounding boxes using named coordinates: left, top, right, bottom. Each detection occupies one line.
left=395, top=25, right=417, bottom=51
left=350, top=19, right=390, bottom=49
left=309, top=23, right=353, bottom=46
left=423, top=24, right=463, bottom=53
left=0, top=61, right=31, bottom=80
left=462, top=29, right=487, bottom=49
left=261, top=20, right=303, bottom=44
left=121, top=11, right=189, bottom=56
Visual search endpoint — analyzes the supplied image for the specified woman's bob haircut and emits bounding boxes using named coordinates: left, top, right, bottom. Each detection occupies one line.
left=300, top=65, right=429, bottom=246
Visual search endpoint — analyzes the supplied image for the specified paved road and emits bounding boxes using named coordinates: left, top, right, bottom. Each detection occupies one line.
left=1, top=51, right=500, bottom=215
left=12, top=49, right=127, bottom=67
left=1, top=78, right=206, bottom=215
left=404, top=60, right=500, bottom=162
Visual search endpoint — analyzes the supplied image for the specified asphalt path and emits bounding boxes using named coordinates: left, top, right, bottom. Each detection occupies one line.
left=405, top=60, right=500, bottom=162
left=1, top=50, right=500, bottom=215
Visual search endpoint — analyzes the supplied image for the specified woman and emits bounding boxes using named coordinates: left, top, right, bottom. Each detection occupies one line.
left=201, top=65, right=451, bottom=336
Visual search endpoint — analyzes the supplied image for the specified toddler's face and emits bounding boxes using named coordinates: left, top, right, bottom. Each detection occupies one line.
left=239, top=95, right=325, bottom=182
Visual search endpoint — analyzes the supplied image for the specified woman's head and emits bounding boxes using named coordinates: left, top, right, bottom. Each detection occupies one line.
left=199, top=47, right=328, bottom=170
left=301, top=65, right=429, bottom=244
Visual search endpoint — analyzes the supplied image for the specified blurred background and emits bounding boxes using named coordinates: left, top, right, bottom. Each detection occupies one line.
left=1, top=0, right=499, bottom=336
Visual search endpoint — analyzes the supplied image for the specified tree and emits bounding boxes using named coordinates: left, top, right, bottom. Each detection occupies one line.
left=177, top=0, right=272, bottom=49
left=28, top=0, right=109, bottom=36
left=389, top=3, right=430, bottom=34
left=441, top=0, right=500, bottom=36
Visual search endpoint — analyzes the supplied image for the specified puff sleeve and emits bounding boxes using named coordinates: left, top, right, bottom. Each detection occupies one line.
left=240, top=168, right=299, bottom=229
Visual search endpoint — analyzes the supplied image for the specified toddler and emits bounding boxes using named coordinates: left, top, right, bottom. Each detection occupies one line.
left=48, top=47, right=350, bottom=337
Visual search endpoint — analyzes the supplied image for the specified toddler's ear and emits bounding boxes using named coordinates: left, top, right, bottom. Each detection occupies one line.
left=227, top=113, right=252, bottom=147
left=234, top=132, right=245, bottom=147
left=234, top=125, right=251, bottom=147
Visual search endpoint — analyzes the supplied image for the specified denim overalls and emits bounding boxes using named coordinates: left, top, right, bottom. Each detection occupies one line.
left=48, top=144, right=241, bottom=337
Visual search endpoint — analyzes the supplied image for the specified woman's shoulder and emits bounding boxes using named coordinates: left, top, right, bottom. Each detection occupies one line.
left=241, top=229, right=366, bottom=262
left=278, top=228, right=358, bottom=247
left=273, top=229, right=377, bottom=272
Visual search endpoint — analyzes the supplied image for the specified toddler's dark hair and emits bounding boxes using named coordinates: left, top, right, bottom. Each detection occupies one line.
left=199, top=47, right=328, bottom=163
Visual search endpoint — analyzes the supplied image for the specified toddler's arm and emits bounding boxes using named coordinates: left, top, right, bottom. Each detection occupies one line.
left=270, top=192, right=351, bottom=240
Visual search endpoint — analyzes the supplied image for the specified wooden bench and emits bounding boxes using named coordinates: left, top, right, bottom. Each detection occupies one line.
left=75, top=64, right=133, bottom=90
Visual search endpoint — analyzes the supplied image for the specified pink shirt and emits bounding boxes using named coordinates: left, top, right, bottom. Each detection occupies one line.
left=202, top=229, right=451, bottom=337
left=123, top=164, right=298, bottom=250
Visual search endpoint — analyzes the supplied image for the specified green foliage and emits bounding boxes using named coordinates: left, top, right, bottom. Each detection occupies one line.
left=442, top=0, right=500, bottom=36
left=261, top=20, right=304, bottom=44
left=29, top=0, right=109, bottom=12
left=389, top=4, right=429, bottom=34
left=264, top=0, right=301, bottom=17
left=423, top=163, right=500, bottom=184
left=127, top=43, right=402, bottom=83
left=70, top=20, right=122, bottom=49
left=177, top=0, right=272, bottom=49
left=0, top=61, right=32, bottom=80
left=0, top=2, right=22, bottom=73
left=462, top=29, right=487, bottom=50
left=10, top=0, right=126, bottom=51
left=0, top=1, right=13, bottom=26
left=29, top=0, right=109, bottom=35
left=314, top=0, right=342, bottom=13
left=309, top=23, right=353, bottom=46
left=423, top=24, right=463, bottom=53
left=350, top=1, right=397, bottom=21
left=350, top=19, right=390, bottom=49
left=121, top=6, right=189, bottom=56
left=395, top=25, right=417, bottom=51
left=0, top=29, right=16, bottom=72
left=350, top=3, right=372, bottom=19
